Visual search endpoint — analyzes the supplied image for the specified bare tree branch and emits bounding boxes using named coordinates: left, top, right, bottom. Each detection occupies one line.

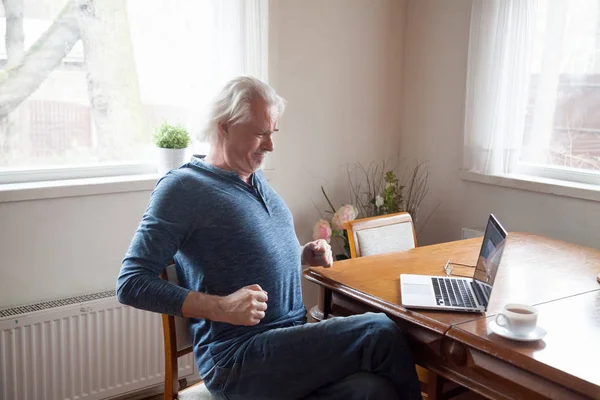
left=77, top=0, right=146, bottom=158
left=0, top=0, right=90, bottom=119
left=3, top=0, right=24, bottom=67
left=1, top=0, right=25, bottom=160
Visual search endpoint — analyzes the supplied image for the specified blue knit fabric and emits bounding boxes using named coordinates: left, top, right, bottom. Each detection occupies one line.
left=117, top=156, right=305, bottom=376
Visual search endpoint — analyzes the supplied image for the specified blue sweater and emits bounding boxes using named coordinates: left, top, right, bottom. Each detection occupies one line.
left=116, top=156, right=306, bottom=376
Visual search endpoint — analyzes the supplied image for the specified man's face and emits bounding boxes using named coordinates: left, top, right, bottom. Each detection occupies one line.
left=220, top=98, right=278, bottom=177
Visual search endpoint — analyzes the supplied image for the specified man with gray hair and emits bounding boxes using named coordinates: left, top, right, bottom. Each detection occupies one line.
left=117, top=76, right=422, bottom=400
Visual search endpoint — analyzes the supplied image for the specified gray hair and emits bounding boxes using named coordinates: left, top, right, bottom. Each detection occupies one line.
left=203, top=76, right=286, bottom=147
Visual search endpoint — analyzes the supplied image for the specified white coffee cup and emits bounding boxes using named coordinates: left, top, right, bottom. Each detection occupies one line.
left=495, top=303, right=538, bottom=336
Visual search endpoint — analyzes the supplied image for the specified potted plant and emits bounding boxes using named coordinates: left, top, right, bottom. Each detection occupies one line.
left=153, top=122, right=191, bottom=175
left=313, top=160, right=435, bottom=260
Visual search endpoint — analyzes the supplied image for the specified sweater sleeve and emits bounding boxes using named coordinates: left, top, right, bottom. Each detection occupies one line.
left=116, top=173, right=197, bottom=316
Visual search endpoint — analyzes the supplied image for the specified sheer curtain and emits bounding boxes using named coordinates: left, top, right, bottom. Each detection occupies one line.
left=211, top=0, right=269, bottom=89
left=128, top=0, right=269, bottom=154
left=463, top=0, right=539, bottom=175
left=197, top=0, right=269, bottom=151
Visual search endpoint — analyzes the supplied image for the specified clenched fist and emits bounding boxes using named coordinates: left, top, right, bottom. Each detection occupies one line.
left=302, top=239, right=334, bottom=268
left=217, top=284, right=268, bottom=326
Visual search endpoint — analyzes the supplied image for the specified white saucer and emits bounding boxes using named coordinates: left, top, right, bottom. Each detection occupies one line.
left=488, top=320, right=547, bottom=342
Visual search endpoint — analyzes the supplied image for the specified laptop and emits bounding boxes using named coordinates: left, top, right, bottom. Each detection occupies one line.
left=400, top=214, right=508, bottom=313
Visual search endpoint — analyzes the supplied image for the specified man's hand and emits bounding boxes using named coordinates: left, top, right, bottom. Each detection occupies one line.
left=216, top=284, right=268, bottom=326
left=302, top=239, right=334, bottom=268
left=181, top=284, right=268, bottom=325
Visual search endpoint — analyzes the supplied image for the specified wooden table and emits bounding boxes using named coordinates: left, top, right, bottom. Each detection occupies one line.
left=303, top=233, right=600, bottom=400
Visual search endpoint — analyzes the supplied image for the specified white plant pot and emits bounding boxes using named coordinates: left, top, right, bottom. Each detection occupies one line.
left=157, top=147, right=188, bottom=175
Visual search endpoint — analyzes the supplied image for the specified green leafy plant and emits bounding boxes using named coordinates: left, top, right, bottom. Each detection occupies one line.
left=371, top=170, right=404, bottom=215
left=153, top=123, right=191, bottom=149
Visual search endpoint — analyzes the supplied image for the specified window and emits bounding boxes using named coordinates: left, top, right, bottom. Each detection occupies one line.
left=464, top=0, right=600, bottom=187
left=0, top=0, right=267, bottom=184
left=519, top=0, right=600, bottom=184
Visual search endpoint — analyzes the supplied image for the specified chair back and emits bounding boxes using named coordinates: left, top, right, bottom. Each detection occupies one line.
left=161, top=263, right=193, bottom=399
left=165, top=264, right=194, bottom=352
left=346, top=212, right=417, bottom=258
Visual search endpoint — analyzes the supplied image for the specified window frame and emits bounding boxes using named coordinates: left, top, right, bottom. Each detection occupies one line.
left=0, top=162, right=157, bottom=185
left=513, top=162, right=600, bottom=187
left=459, top=168, right=600, bottom=204
left=0, top=0, right=268, bottom=187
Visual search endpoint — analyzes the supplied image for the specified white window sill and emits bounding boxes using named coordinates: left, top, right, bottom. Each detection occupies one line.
left=459, top=169, right=600, bottom=203
left=0, top=174, right=161, bottom=203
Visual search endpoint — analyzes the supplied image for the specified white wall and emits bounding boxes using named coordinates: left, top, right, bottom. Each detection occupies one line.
left=0, top=192, right=151, bottom=308
left=400, top=0, right=600, bottom=249
left=269, top=0, right=406, bottom=308
left=0, top=0, right=407, bottom=309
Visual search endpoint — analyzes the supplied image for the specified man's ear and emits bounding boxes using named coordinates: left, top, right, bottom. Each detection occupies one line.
left=218, top=122, right=229, bottom=136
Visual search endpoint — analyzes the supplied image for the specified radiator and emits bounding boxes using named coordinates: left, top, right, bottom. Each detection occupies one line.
left=0, top=291, right=195, bottom=400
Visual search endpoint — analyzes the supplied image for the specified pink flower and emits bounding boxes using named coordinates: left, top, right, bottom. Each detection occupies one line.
left=332, top=204, right=358, bottom=231
left=312, top=219, right=332, bottom=243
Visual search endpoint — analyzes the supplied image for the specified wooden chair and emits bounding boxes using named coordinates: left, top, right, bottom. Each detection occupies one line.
left=160, top=264, right=214, bottom=400
left=346, top=211, right=417, bottom=258
left=345, top=212, right=468, bottom=400
left=346, top=213, right=428, bottom=385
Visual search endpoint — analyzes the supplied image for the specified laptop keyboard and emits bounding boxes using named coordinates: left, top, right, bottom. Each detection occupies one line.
left=431, top=277, right=477, bottom=308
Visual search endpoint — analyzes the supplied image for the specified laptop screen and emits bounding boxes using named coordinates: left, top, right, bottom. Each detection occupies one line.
left=472, top=215, right=508, bottom=300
